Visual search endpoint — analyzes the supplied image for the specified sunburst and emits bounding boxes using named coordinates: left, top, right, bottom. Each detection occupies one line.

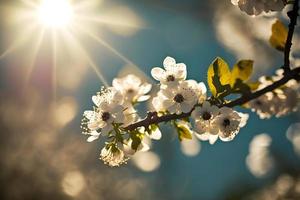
left=1, top=0, right=145, bottom=97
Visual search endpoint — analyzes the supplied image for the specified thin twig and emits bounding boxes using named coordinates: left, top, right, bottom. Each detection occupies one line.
left=283, top=0, right=299, bottom=72
left=124, top=2, right=300, bottom=132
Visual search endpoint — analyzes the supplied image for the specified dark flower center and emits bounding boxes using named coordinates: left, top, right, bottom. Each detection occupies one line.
left=101, top=112, right=110, bottom=121
left=174, top=94, right=184, bottom=103
left=127, top=89, right=134, bottom=94
left=255, top=100, right=262, bottom=106
left=166, top=75, right=175, bottom=82
left=202, top=112, right=212, bottom=120
left=223, top=118, right=230, bottom=127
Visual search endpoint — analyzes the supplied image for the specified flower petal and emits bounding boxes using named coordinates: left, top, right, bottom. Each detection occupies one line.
left=163, top=56, right=176, bottom=69
left=151, top=67, right=165, bottom=81
left=87, top=135, right=99, bottom=142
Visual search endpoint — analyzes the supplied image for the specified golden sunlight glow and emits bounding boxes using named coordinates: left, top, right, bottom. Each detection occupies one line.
left=37, top=0, right=73, bottom=28
left=1, top=0, right=146, bottom=97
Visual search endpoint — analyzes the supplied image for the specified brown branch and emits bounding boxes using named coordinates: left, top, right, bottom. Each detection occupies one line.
left=124, top=2, right=300, bottom=132
left=283, top=0, right=299, bottom=72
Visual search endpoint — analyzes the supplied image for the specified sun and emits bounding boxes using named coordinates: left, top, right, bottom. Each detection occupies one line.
left=37, top=0, right=74, bottom=28
left=1, top=0, right=146, bottom=96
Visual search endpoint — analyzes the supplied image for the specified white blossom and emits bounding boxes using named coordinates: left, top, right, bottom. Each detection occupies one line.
left=232, top=0, right=286, bottom=16
left=151, top=56, right=187, bottom=88
left=249, top=72, right=300, bottom=119
left=214, top=107, right=249, bottom=141
left=112, top=74, right=152, bottom=106
left=195, top=132, right=219, bottom=145
left=100, top=144, right=128, bottom=167
left=154, top=80, right=206, bottom=114
left=82, top=88, right=135, bottom=142
left=192, top=101, right=219, bottom=135
left=122, top=138, right=150, bottom=156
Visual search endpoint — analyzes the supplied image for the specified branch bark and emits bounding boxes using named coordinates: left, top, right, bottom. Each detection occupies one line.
left=124, top=1, right=300, bottom=132
left=283, top=0, right=299, bottom=72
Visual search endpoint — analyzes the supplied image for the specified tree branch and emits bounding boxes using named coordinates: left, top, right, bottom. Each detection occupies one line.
left=283, top=0, right=299, bottom=72
left=124, top=1, right=300, bottom=132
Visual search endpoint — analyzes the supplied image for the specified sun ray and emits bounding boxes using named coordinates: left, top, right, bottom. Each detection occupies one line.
left=52, top=30, right=58, bottom=101
left=0, top=24, right=37, bottom=60
left=62, top=30, right=109, bottom=86
left=23, top=27, right=45, bottom=91
left=75, top=15, right=146, bottom=29
left=72, top=24, right=152, bottom=82
left=74, top=24, right=139, bottom=68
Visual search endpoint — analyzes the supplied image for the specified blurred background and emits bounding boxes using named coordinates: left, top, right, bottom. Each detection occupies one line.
left=0, top=0, right=300, bottom=199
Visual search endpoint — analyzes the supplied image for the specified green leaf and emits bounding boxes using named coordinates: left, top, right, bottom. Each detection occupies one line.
left=130, top=131, right=143, bottom=151
left=231, top=60, right=253, bottom=87
left=269, top=20, right=287, bottom=51
left=176, top=123, right=192, bottom=141
left=207, top=57, right=231, bottom=97
left=247, top=81, right=260, bottom=91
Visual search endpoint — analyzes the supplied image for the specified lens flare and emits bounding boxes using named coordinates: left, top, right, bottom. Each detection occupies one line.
left=37, top=0, right=74, bottom=28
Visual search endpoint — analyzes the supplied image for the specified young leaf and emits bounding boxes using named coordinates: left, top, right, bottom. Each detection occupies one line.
left=176, top=123, right=192, bottom=141
left=269, top=20, right=288, bottom=51
left=247, top=82, right=260, bottom=91
left=231, top=60, right=253, bottom=87
left=130, top=131, right=143, bottom=151
left=207, top=57, right=231, bottom=96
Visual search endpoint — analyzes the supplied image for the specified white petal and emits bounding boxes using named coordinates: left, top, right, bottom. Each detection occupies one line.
left=83, top=110, right=97, bottom=120
left=210, top=105, right=220, bottom=116
left=163, top=56, right=176, bottom=69
left=92, top=95, right=101, bottom=106
left=168, top=104, right=178, bottom=114
left=101, top=125, right=112, bottom=135
left=162, top=99, right=174, bottom=109
left=198, top=82, right=207, bottom=94
left=137, top=141, right=150, bottom=152
left=174, top=64, right=187, bottom=80
left=209, top=135, right=218, bottom=144
left=140, top=83, right=152, bottom=94
left=112, top=78, right=123, bottom=91
left=191, top=107, right=202, bottom=119
left=219, top=107, right=232, bottom=115
left=137, top=95, right=151, bottom=102
left=151, top=67, right=165, bottom=81
left=87, top=135, right=99, bottom=142
left=181, top=102, right=193, bottom=113
left=238, top=112, right=249, bottom=127
left=149, top=128, right=162, bottom=140
left=114, top=112, right=125, bottom=123
left=195, top=132, right=210, bottom=141
left=202, top=101, right=210, bottom=109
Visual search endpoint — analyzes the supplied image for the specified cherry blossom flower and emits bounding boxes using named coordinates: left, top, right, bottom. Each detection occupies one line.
left=214, top=107, right=249, bottom=141
left=249, top=71, right=299, bottom=119
left=155, top=80, right=206, bottom=114
left=100, top=144, right=128, bottom=167
left=231, top=0, right=286, bottom=16
left=195, top=132, right=219, bottom=145
left=122, top=138, right=150, bottom=156
left=82, top=88, right=134, bottom=142
left=112, top=74, right=152, bottom=106
left=151, top=56, right=187, bottom=87
left=192, top=101, right=219, bottom=135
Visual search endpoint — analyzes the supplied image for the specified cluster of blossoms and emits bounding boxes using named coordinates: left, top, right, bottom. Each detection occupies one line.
left=231, top=0, right=287, bottom=15
left=81, top=56, right=299, bottom=167
left=249, top=69, right=300, bottom=119
left=81, top=56, right=251, bottom=166
left=81, top=74, right=155, bottom=166
left=151, top=57, right=249, bottom=144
